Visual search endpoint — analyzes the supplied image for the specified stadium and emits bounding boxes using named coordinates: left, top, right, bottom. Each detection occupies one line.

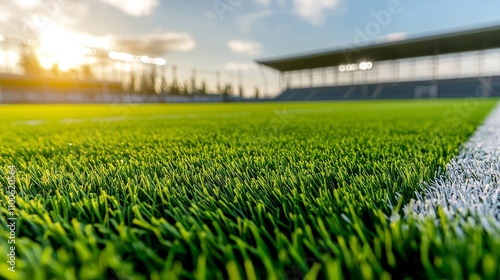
left=1, top=1, right=500, bottom=280
left=256, top=24, right=500, bottom=101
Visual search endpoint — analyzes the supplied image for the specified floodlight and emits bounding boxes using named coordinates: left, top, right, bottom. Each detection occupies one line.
left=109, top=51, right=134, bottom=62
left=140, top=55, right=152, bottom=64
left=359, top=62, right=373, bottom=70
left=119, top=54, right=167, bottom=65
left=154, top=58, right=166, bottom=66
left=346, top=64, right=357, bottom=71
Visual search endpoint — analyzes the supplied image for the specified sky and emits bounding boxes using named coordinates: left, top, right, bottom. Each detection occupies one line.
left=1, top=0, right=500, bottom=96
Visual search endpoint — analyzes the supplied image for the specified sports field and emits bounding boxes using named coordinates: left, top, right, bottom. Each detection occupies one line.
left=1, top=99, right=499, bottom=279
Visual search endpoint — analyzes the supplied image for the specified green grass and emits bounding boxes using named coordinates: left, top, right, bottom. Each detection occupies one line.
left=0, top=100, right=499, bottom=279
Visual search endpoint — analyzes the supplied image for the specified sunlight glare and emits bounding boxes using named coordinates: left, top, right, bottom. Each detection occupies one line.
left=18, top=0, right=39, bottom=9
left=39, top=25, right=93, bottom=71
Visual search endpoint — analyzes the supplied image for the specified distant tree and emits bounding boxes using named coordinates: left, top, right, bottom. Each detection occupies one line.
left=150, top=66, right=158, bottom=94
left=50, top=64, right=60, bottom=78
left=238, top=85, right=244, bottom=98
left=128, top=73, right=137, bottom=93
left=140, top=74, right=147, bottom=93
left=223, top=83, right=232, bottom=102
left=169, top=80, right=180, bottom=95
left=191, top=73, right=197, bottom=94
left=199, top=81, right=207, bottom=95
left=68, top=68, right=78, bottom=79
left=178, top=82, right=185, bottom=95
left=140, top=66, right=157, bottom=94
left=254, top=87, right=260, bottom=99
left=19, top=44, right=42, bottom=76
left=182, top=80, right=190, bottom=95
left=80, top=64, right=93, bottom=80
left=224, top=84, right=233, bottom=96
left=160, top=76, right=168, bottom=93
left=216, top=83, right=223, bottom=94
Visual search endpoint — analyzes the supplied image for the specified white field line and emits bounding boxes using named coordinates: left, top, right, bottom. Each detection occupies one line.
left=11, top=120, right=48, bottom=126
left=403, top=102, right=500, bottom=231
left=59, top=118, right=85, bottom=124
left=10, top=112, right=253, bottom=126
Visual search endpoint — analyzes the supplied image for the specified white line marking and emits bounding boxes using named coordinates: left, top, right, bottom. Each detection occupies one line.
left=11, top=112, right=253, bottom=126
left=403, top=102, right=500, bottom=231
left=12, top=120, right=48, bottom=126
left=60, top=118, right=85, bottom=124
left=90, top=116, right=127, bottom=123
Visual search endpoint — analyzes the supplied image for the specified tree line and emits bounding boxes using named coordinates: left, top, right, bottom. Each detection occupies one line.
left=17, top=44, right=261, bottom=98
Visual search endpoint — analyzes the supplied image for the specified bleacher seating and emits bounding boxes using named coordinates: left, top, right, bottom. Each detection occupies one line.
left=275, top=76, right=500, bottom=101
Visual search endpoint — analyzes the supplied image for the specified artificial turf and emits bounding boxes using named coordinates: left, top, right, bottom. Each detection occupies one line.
left=0, top=99, right=498, bottom=279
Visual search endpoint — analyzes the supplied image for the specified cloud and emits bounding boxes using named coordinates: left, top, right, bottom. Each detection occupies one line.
left=0, top=9, right=10, bottom=22
left=292, top=0, right=341, bottom=25
left=252, top=0, right=342, bottom=26
left=0, top=0, right=23, bottom=21
left=12, top=0, right=39, bottom=9
left=112, top=32, right=196, bottom=56
left=228, top=40, right=262, bottom=55
left=381, top=32, right=408, bottom=42
left=225, top=62, right=257, bottom=70
left=98, top=0, right=159, bottom=17
left=0, top=1, right=37, bottom=38
left=239, top=10, right=274, bottom=33
left=0, top=0, right=92, bottom=40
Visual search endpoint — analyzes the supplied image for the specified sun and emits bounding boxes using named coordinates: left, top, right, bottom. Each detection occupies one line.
left=37, top=25, right=94, bottom=72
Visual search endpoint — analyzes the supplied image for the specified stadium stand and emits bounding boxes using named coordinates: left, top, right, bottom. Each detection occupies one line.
left=257, top=24, right=500, bottom=101
left=275, top=76, right=500, bottom=101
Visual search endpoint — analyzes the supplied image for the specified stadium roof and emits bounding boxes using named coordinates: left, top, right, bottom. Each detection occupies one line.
left=256, top=24, right=500, bottom=72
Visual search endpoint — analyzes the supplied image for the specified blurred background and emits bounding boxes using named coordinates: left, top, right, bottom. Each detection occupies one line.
left=1, top=0, right=500, bottom=103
